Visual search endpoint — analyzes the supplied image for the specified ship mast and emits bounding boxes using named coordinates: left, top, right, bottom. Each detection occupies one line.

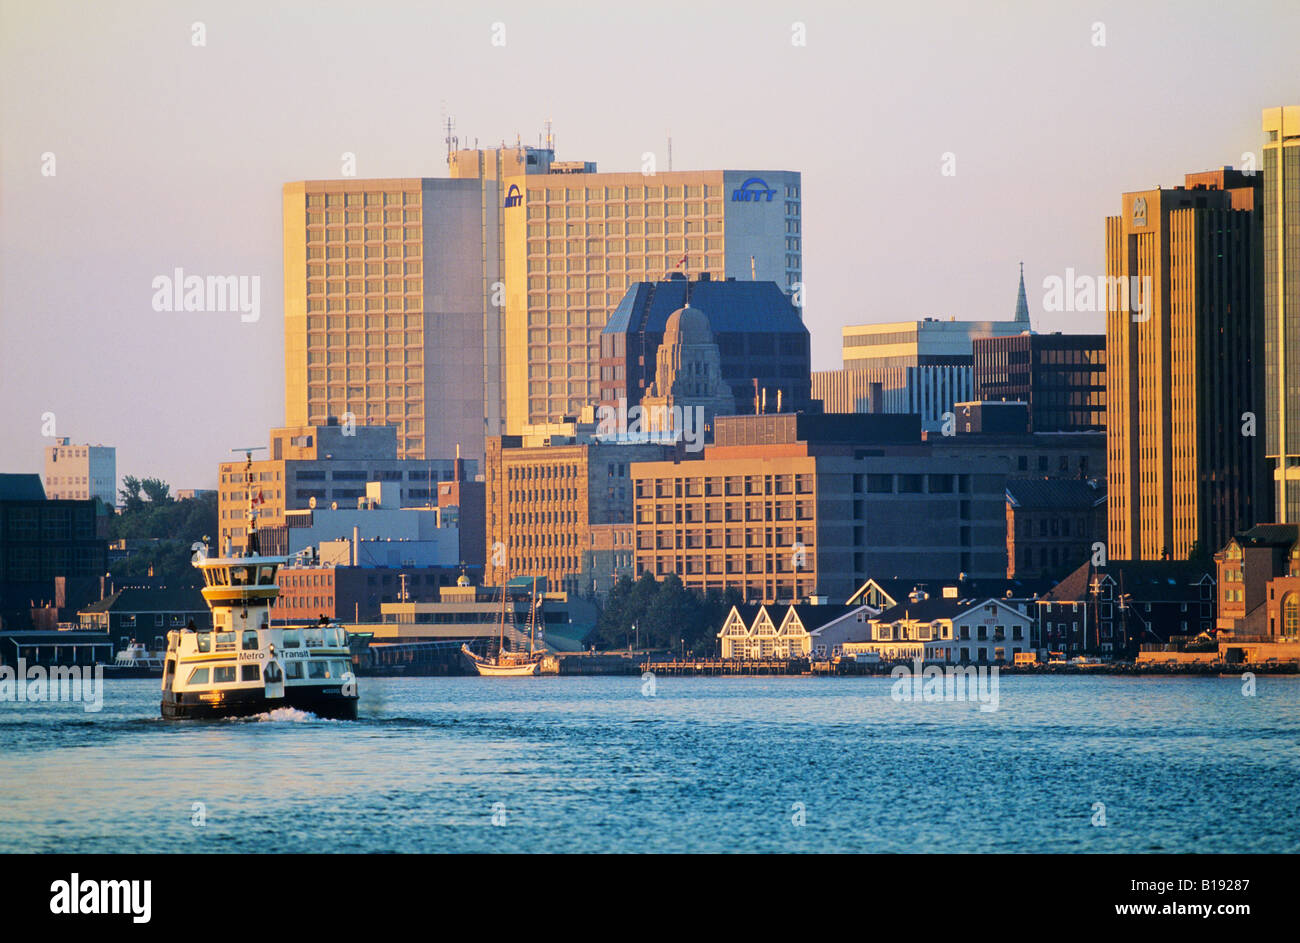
left=232, top=445, right=267, bottom=557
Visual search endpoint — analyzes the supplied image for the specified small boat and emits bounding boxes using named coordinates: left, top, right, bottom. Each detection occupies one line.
left=159, top=447, right=359, bottom=720
left=462, top=575, right=544, bottom=677
left=102, top=640, right=164, bottom=678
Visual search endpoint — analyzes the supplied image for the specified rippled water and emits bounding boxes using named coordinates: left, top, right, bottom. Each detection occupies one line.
left=1, top=675, right=1297, bottom=853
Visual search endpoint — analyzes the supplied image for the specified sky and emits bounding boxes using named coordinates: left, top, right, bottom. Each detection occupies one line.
left=1, top=0, right=1297, bottom=490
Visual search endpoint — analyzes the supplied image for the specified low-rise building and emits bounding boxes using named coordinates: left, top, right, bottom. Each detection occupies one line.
left=78, top=586, right=211, bottom=647
left=717, top=601, right=871, bottom=659
left=864, top=595, right=1034, bottom=665
left=1005, top=478, right=1107, bottom=579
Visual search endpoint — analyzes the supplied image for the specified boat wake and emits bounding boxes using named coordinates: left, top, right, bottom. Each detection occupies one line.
left=247, top=707, right=324, bottom=723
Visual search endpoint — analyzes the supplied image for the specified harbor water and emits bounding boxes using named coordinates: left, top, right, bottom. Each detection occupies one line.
left=2, top=675, right=1297, bottom=853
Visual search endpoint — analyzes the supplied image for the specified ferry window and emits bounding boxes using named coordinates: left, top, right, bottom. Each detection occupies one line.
left=240, top=664, right=261, bottom=682
left=231, top=567, right=251, bottom=586
left=196, top=633, right=211, bottom=653
left=242, top=630, right=259, bottom=651
left=324, top=627, right=339, bottom=647
left=213, top=569, right=228, bottom=586
left=258, top=566, right=276, bottom=585
left=307, top=661, right=328, bottom=679
left=304, top=628, right=323, bottom=648
left=187, top=667, right=210, bottom=685
left=215, top=632, right=236, bottom=652
left=213, top=666, right=237, bottom=684
left=332, top=660, right=350, bottom=678
left=285, top=662, right=305, bottom=680
left=282, top=629, right=300, bottom=649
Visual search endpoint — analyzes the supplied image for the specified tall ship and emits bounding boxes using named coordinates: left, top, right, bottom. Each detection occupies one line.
left=462, top=576, right=545, bottom=677
left=159, top=449, right=359, bottom=720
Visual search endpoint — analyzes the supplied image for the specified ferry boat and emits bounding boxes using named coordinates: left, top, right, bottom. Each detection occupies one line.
left=102, top=640, right=164, bottom=678
left=159, top=448, right=359, bottom=720
left=461, top=576, right=545, bottom=677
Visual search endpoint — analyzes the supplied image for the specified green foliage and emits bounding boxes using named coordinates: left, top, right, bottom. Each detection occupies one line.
left=591, top=572, right=744, bottom=654
left=107, top=483, right=217, bottom=588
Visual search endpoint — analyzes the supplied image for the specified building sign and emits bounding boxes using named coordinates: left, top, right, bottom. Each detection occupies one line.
left=731, top=176, right=777, bottom=203
left=504, top=184, right=523, bottom=208
left=1132, top=196, right=1147, bottom=228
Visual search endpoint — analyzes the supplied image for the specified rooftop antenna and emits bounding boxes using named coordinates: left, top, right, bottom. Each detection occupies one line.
left=443, top=115, right=457, bottom=165
left=545, top=118, right=554, bottom=153
left=750, top=255, right=757, bottom=280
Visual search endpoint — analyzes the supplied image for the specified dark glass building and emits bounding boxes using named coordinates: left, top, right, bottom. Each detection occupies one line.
left=973, top=332, right=1106, bottom=433
left=597, top=273, right=812, bottom=417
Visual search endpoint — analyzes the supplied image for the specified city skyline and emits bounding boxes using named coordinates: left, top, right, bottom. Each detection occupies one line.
left=2, top=0, right=1297, bottom=489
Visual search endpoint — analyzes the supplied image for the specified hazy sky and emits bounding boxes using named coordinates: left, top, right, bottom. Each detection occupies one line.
left=2, top=0, right=1297, bottom=490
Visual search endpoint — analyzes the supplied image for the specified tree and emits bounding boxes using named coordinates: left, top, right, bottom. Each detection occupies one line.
left=119, top=476, right=146, bottom=514
left=139, top=478, right=172, bottom=505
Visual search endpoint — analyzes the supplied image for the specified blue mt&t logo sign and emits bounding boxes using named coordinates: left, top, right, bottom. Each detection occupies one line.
left=731, top=177, right=777, bottom=203
left=504, top=184, right=523, bottom=208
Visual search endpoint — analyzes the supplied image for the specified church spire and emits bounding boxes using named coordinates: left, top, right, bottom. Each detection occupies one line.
left=1014, top=261, right=1031, bottom=327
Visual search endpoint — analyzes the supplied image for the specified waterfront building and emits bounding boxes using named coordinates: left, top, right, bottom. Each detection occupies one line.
left=77, top=586, right=211, bottom=643
left=1005, top=478, right=1107, bottom=579
left=812, top=271, right=1032, bottom=432
left=1214, top=523, right=1300, bottom=637
left=216, top=422, right=472, bottom=553
left=597, top=274, right=811, bottom=420
left=1105, top=167, right=1268, bottom=561
left=0, top=474, right=107, bottom=630
left=863, top=595, right=1034, bottom=665
left=716, top=602, right=869, bottom=659
left=43, top=437, right=115, bottom=507
left=1035, top=560, right=1215, bottom=656
left=973, top=332, right=1106, bottom=432
left=485, top=429, right=678, bottom=594
left=1262, top=107, right=1300, bottom=520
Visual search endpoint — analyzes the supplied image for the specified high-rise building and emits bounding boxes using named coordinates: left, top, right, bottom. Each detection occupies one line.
left=501, top=168, right=801, bottom=433
left=1105, top=167, right=1267, bottom=562
left=1263, top=106, right=1300, bottom=520
left=284, top=152, right=800, bottom=457
left=812, top=274, right=1030, bottom=432
left=282, top=173, right=517, bottom=465
left=43, top=438, right=115, bottom=507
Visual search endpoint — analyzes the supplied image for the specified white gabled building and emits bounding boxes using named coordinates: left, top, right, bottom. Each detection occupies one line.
left=864, top=594, right=1033, bottom=665
left=718, top=602, right=874, bottom=659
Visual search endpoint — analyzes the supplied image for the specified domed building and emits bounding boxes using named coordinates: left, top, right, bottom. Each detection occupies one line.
left=639, top=304, right=736, bottom=438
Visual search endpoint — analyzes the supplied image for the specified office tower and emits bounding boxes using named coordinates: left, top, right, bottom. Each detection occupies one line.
left=501, top=168, right=801, bottom=433
left=1263, top=106, right=1300, bottom=520
left=43, top=437, right=116, bottom=507
left=283, top=173, right=514, bottom=465
left=284, top=151, right=798, bottom=455
left=598, top=273, right=812, bottom=417
left=1105, top=168, right=1267, bottom=561
left=973, top=332, right=1106, bottom=432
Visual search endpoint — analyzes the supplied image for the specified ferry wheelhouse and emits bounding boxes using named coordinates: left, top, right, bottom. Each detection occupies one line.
left=159, top=449, right=359, bottom=720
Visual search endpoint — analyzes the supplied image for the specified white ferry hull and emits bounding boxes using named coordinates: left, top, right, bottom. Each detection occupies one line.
left=161, top=684, right=358, bottom=720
